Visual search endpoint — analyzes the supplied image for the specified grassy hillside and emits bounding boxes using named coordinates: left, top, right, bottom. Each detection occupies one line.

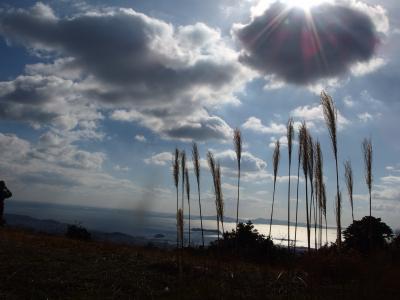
left=1, top=227, right=400, bottom=299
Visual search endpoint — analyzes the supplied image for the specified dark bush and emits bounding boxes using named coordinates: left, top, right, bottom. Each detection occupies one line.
left=210, top=221, right=282, bottom=261
left=65, top=223, right=91, bottom=241
left=343, top=216, right=393, bottom=253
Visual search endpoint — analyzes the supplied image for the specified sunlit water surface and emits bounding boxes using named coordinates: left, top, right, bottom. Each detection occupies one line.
left=6, top=201, right=337, bottom=248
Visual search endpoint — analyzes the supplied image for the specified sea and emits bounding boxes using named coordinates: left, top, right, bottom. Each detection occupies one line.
left=5, top=200, right=337, bottom=248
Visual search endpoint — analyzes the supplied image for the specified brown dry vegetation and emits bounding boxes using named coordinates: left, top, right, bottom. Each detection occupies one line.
left=1, top=227, right=400, bottom=299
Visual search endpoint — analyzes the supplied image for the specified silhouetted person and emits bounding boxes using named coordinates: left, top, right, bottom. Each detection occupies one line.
left=0, top=181, right=12, bottom=226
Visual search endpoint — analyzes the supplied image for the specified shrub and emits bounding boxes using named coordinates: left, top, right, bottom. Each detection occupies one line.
left=65, top=223, right=91, bottom=241
left=343, top=216, right=393, bottom=253
left=210, top=221, right=280, bottom=261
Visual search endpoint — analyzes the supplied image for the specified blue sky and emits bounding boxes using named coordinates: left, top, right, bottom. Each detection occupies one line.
left=0, top=0, right=399, bottom=229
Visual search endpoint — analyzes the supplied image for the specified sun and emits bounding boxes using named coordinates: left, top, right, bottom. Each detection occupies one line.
left=278, top=0, right=333, bottom=11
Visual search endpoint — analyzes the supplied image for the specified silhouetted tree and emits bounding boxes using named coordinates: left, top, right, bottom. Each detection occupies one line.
left=66, top=224, right=91, bottom=241
left=213, top=221, right=275, bottom=260
left=343, top=216, right=393, bottom=253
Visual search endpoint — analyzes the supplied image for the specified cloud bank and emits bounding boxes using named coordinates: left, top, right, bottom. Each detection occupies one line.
left=0, top=3, right=250, bottom=141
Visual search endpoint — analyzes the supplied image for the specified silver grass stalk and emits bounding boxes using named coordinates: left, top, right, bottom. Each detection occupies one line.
left=294, top=128, right=302, bottom=253
left=185, top=168, right=191, bottom=247
left=180, top=150, right=186, bottom=248
left=307, top=134, right=317, bottom=249
left=173, top=148, right=180, bottom=248
left=314, top=141, right=324, bottom=249
left=287, top=118, right=294, bottom=250
left=269, top=140, right=280, bottom=238
left=344, top=160, right=354, bottom=221
left=322, top=183, right=328, bottom=245
left=207, top=151, right=220, bottom=242
left=234, top=128, right=242, bottom=231
left=300, top=122, right=311, bottom=251
left=363, top=138, right=373, bottom=217
left=177, top=208, right=184, bottom=248
left=321, top=91, right=341, bottom=248
left=216, top=162, right=224, bottom=234
left=192, top=142, right=204, bottom=247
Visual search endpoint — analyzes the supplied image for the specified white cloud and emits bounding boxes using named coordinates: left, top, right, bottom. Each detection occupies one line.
left=0, top=3, right=252, bottom=142
left=343, top=95, right=355, bottom=108
left=112, top=109, right=234, bottom=142
left=268, top=135, right=288, bottom=149
left=351, top=57, right=386, bottom=76
left=135, top=135, right=146, bottom=142
left=242, top=117, right=286, bottom=135
left=114, top=165, right=130, bottom=172
left=144, top=152, right=172, bottom=166
left=357, top=112, right=374, bottom=123
left=347, top=0, right=389, bottom=35
left=291, top=104, right=350, bottom=130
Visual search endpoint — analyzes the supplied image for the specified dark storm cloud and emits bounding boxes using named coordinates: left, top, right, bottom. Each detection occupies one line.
left=235, top=1, right=380, bottom=84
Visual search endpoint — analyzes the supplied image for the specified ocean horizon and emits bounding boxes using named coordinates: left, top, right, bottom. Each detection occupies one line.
left=5, top=200, right=337, bottom=248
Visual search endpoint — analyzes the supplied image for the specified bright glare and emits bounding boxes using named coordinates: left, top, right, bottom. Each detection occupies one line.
left=252, top=0, right=333, bottom=16
left=285, top=0, right=331, bottom=10
left=251, top=0, right=336, bottom=17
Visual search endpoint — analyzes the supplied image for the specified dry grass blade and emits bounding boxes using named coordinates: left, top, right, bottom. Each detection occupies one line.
left=294, top=126, right=303, bottom=253
left=234, top=128, right=242, bottom=165
left=269, top=140, right=280, bottom=237
left=299, top=122, right=310, bottom=250
left=344, top=160, right=354, bottom=221
left=321, top=91, right=337, bottom=158
left=215, top=162, right=224, bottom=233
left=207, top=151, right=220, bottom=241
left=321, top=90, right=341, bottom=248
left=180, top=150, right=186, bottom=247
left=192, top=143, right=200, bottom=181
left=181, top=150, right=186, bottom=207
left=322, top=183, right=327, bottom=244
left=363, top=138, right=373, bottom=216
left=173, top=148, right=180, bottom=248
left=314, top=141, right=324, bottom=248
left=300, top=122, right=309, bottom=178
left=192, top=142, right=204, bottom=247
left=207, top=151, right=216, bottom=187
left=185, top=168, right=191, bottom=246
left=307, top=134, right=315, bottom=248
left=287, top=118, right=294, bottom=162
left=335, top=191, right=342, bottom=245
left=185, top=168, right=190, bottom=207
left=287, top=118, right=294, bottom=249
left=173, top=148, right=180, bottom=189
left=273, top=140, right=281, bottom=179
left=234, top=128, right=242, bottom=230
left=177, top=208, right=184, bottom=247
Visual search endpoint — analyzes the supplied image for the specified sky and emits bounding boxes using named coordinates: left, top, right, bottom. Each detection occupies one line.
left=0, top=0, right=399, bottom=229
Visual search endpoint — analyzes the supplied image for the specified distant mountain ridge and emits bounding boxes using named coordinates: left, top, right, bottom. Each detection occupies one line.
left=4, top=214, right=172, bottom=248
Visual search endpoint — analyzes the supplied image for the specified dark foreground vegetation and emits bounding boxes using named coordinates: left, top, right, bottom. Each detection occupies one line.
left=1, top=219, right=400, bottom=299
